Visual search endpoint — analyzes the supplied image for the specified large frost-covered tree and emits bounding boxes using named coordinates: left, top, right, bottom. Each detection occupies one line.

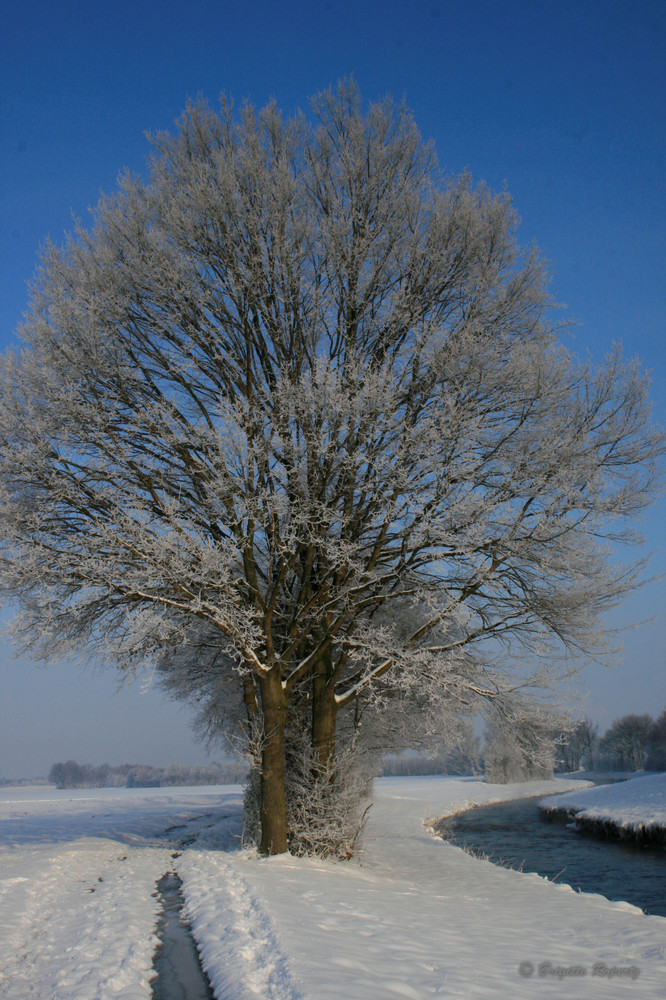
left=0, top=81, right=663, bottom=854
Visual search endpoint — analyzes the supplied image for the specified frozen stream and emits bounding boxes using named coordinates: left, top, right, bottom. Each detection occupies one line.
left=436, top=792, right=666, bottom=917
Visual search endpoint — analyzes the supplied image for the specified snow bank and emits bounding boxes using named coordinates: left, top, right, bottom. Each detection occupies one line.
left=539, top=772, right=666, bottom=843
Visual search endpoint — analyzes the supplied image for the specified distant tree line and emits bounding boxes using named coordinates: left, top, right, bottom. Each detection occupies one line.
left=555, top=710, right=666, bottom=773
left=381, top=707, right=666, bottom=782
left=484, top=708, right=666, bottom=782
left=0, top=776, right=48, bottom=787
left=48, top=759, right=249, bottom=789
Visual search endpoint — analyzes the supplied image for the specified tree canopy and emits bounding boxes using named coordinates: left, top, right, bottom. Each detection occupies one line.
left=0, top=81, right=663, bottom=854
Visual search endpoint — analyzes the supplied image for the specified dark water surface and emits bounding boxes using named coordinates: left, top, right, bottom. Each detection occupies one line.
left=436, top=793, right=666, bottom=917
left=152, top=873, right=214, bottom=1000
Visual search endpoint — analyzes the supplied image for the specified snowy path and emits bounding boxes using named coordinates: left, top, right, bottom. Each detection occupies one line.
left=1, top=778, right=664, bottom=999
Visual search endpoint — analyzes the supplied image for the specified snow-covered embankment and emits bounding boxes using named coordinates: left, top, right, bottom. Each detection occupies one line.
left=539, top=772, right=666, bottom=844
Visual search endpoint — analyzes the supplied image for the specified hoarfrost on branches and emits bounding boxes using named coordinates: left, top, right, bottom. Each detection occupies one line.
left=0, top=80, right=663, bottom=853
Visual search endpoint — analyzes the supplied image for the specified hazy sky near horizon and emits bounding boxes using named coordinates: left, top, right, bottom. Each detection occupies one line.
left=1, top=0, right=664, bottom=778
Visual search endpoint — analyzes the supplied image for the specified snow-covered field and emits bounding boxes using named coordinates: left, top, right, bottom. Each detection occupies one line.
left=1, top=775, right=664, bottom=999
left=539, top=772, right=666, bottom=837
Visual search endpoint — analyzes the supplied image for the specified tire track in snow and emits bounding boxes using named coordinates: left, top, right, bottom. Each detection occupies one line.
left=179, top=851, right=304, bottom=1000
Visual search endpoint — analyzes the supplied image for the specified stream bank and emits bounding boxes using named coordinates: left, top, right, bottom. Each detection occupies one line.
left=435, top=792, right=666, bottom=917
left=538, top=803, right=666, bottom=845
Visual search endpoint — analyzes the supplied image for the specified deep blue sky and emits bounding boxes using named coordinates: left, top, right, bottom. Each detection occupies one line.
left=1, top=0, right=664, bottom=777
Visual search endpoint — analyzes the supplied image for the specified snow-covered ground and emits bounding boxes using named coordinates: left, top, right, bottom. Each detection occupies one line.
left=539, top=772, right=666, bottom=837
left=1, top=776, right=664, bottom=999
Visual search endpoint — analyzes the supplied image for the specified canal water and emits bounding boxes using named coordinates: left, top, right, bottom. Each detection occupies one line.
left=435, top=793, right=666, bottom=917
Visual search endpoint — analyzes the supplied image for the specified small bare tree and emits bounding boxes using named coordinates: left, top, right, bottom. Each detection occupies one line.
left=483, top=704, right=570, bottom=783
left=558, top=717, right=598, bottom=772
left=0, top=81, right=663, bottom=853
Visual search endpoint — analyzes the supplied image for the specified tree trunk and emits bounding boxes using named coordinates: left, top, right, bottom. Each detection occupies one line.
left=258, top=668, right=289, bottom=855
left=312, top=649, right=337, bottom=772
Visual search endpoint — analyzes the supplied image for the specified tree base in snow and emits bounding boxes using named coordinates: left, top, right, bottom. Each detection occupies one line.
left=242, top=733, right=374, bottom=859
